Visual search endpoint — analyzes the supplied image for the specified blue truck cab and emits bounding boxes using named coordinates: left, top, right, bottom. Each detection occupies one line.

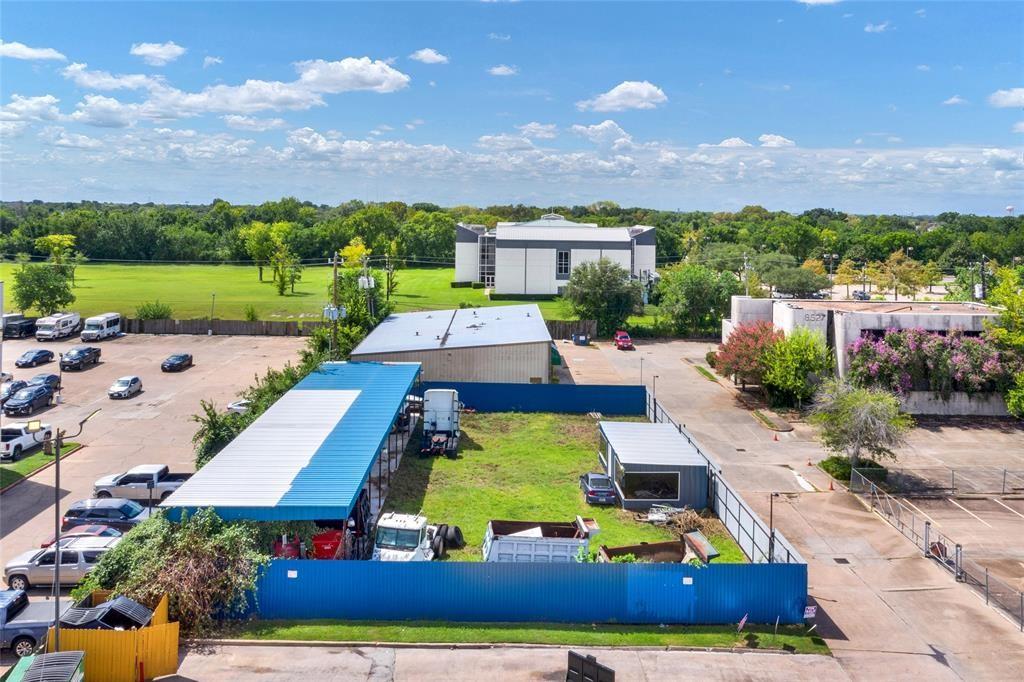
left=0, top=589, right=71, bottom=658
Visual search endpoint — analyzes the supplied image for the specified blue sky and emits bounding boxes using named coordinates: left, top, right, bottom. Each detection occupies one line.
left=1, top=1, right=1021, bottom=213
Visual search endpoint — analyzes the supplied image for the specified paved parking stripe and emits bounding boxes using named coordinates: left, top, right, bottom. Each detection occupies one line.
left=991, top=498, right=1024, bottom=520
left=900, top=497, right=941, bottom=527
left=948, top=498, right=993, bottom=528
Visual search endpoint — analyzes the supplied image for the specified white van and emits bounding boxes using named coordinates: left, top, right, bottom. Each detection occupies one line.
left=35, top=313, right=82, bottom=341
left=81, top=313, right=121, bottom=341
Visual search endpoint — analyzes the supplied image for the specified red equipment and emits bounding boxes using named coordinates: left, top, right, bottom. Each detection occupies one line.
left=312, top=530, right=345, bottom=560
left=272, top=535, right=302, bottom=558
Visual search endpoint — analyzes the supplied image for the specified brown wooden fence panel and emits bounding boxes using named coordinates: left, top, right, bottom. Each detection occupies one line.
left=123, top=317, right=314, bottom=337
left=545, top=319, right=597, bottom=340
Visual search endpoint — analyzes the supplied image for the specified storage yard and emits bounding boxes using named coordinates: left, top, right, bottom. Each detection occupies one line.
left=383, top=412, right=745, bottom=563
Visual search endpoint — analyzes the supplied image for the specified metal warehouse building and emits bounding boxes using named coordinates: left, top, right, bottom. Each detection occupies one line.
left=598, top=421, right=709, bottom=511
left=350, top=304, right=552, bottom=384
left=161, top=362, right=420, bottom=555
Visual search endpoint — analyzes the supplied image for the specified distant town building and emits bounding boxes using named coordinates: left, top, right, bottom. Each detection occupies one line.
left=722, top=296, right=998, bottom=378
left=455, top=213, right=656, bottom=295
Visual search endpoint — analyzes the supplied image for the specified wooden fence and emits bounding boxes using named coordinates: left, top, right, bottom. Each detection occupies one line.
left=545, top=319, right=597, bottom=340
left=46, top=593, right=179, bottom=682
left=124, top=317, right=596, bottom=339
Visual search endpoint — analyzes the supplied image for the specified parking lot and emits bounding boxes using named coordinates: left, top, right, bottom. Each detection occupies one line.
left=0, top=333, right=305, bottom=571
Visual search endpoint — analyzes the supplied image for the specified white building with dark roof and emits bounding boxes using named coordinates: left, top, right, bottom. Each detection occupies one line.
left=455, top=213, right=656, bottom=295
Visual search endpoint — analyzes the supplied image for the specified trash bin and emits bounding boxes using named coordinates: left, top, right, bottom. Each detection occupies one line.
left=312, top=530, right=344, bottom=559
left=572, top=333, right=590, bottom=346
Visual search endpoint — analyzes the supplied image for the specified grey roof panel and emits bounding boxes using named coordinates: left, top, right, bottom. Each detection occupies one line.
left=600, top=421, right=707, bottom=467
left=496, top=225, right=632, bottom=242
left=351, top=304, right=551, bottom=355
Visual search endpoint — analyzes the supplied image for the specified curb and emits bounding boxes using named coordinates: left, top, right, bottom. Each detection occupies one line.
left=0, top=444, right=85, bottom=496
left=188, top=638, right=810, bottom=655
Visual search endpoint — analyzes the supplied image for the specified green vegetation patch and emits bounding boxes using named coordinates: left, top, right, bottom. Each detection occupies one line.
left=384, top=412, right=744, bottom=562
left=818, top=455, right=888, bottom=484
left=694, top=365, right=718, bottom=382
left=0, top=443, right=81, bottom=489
left=233, top=619, right=829, bottom=653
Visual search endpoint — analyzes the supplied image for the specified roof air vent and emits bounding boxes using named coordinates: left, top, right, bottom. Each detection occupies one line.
left=541, top=213, right=564, bottom=221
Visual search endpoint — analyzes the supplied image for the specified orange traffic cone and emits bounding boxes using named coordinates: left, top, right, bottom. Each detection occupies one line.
left=828, top=480, right=834, bottom=491
left=807, top=459, right=812, bottom=467
left=773, top=433, right=778, bottom=442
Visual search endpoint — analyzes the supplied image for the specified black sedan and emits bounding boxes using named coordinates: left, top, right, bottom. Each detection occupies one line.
left=579, top=472, right=619, bottom=505
left=3, top=385, right=53, bottom=416
left=60, top=346, right=101, bottom=370
left=0, top=380, right=28, bottom=406
left=14, top=349, right=54, bottom=368
left=161, top=353, right=193, bottom=372
left=62, top=498, right=152, bottom=532
left=27, top=374, right=61, bottom=391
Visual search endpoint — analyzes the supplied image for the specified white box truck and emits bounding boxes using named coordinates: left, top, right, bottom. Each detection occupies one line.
left=35, top=313, right=81, bottom=341
left=482, top=516, right=600, bottom=563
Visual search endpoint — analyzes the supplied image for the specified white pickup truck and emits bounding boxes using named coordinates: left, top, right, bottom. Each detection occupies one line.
left=93, top=464, right=192, bottom=502
left=0, top=423, right=52, bottom=462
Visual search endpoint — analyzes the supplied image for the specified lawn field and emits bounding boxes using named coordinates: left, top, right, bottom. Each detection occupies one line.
left=0, top=443, right=81, bottom=489
left=385, top=412, right=745, bottom=562
left=0, top=264, right=577, bottom=320
left=234, top=619, right=829, bottom=653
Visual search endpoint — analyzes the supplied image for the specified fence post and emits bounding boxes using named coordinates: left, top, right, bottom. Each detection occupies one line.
left=951, top=469, right=956, bottom=494
left=954, top=544, right=962, bottom=580
left=923, top=521, right=931, bottom=557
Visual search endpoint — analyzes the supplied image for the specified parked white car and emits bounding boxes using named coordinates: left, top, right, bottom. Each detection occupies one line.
left=1, top=423, right=52, bottom=462
left=226, top=399, right=251, bottom=415
left=108, top=376, right=142, bottom=399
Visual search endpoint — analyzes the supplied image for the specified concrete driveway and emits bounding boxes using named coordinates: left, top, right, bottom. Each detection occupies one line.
left=0, top=334, right=304, bottom=571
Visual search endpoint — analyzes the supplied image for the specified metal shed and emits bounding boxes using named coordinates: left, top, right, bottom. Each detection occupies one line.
left=598, top=421, right=709, bottom=511
left=161, top=362, right=420, bottom=525
left=350, top=304, right=552, bottom=384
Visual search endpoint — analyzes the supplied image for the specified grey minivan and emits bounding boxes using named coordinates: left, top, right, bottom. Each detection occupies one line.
left=4, top=536, right=121, bottom=591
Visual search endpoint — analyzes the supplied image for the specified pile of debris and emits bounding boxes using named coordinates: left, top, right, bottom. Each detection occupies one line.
left=634, top=504, right=728, bottom=539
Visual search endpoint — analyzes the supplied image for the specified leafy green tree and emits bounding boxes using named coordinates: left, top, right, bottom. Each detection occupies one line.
left=342, top=206, right=400, bottom=255
left=833, top=259, right=860, bottom=298
left=34, top=233, right=76, bottom=264
left=397, top=210, right=456, bottom=261
left=240, top=221, right=277, bottom=281
left=564, top=258, right=642, bottom=336
left=801, top=258, right=826, bottom=276
left=11, top=262, right=74, bottom=314
left=985, top=267, right=1024, bottom=353
left=659, top=263, right=740, bottom=336
left=700, top=242, right=746, bottom=274
left=270, top=243, right=300, bottom=295
left=809, top=378, right=913, bottom=468
left=762, top=328, right=832, bottom=407
left=765, top=267, right=831, bottom=297
left=920, top=261, right=943, bottom=294
left=1007, top=373, right=1024, bottom=419
left=340, top=236, right=371, bottom=267
left=135, top=300, right=173, bottom=320
left=752, top=252, right=797, bottom=280
left=872, top=251, right=925, bottom=300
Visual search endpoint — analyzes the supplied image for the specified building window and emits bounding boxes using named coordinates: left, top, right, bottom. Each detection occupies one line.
left=616, top=470, right=680, bottom=501
left=556, top=250, right=570, bottom=277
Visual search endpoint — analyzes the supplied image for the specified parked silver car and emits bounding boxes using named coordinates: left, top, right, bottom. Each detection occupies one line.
left=4, top=536, right=121, bottom=591
left=108, top=376, right=142, bottom=399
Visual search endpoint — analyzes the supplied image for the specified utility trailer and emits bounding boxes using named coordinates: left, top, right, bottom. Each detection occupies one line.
left=419, top=389, right=462, bottom=458
left=482, top=516, right=600, bottom=563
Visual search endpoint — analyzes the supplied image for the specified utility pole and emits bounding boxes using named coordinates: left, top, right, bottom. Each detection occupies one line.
left=330, top=252, right=339, bottom=360
left=743, top=253, right=750, bottom=297
left=979, top=254, right=987, bottom=300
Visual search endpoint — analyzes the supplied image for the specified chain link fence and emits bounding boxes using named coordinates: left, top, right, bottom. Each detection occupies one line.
left=851, top=469, right=1024, bottom=631
left=880, top=466, right=1024, bottom=496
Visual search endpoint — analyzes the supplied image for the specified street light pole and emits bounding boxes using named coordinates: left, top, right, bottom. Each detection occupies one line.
left=28, top=408, right=100, bottom=653
left=768, top=492, right=780, bottom=563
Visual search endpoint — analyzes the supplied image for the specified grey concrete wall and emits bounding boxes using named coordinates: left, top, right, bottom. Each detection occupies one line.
left=353, top=341, right=550, bottom=384
left=898, top=391, right=1009, bottom=416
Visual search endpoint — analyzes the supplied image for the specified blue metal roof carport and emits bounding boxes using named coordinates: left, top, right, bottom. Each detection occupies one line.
left=161, top=362, right=420, bottom=521
left=599, top=421, right=709, bottom=511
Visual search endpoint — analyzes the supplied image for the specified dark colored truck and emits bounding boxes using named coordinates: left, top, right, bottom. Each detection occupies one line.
left=0, top=589, right=71, bottom=658
left=2, top=317, right=38, bottom=339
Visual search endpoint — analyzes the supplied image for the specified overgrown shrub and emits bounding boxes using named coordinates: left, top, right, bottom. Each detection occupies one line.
left=705, top=350, right=718, bottom=368
left=243, top=304, right=259, bottom=322
left=715, top=320, right=784, bottom=387
left=762, top=328, right=832, bottom=407
left=135, top=300, right=173, bottom=320
left=819, top=455, right=888, bottom=483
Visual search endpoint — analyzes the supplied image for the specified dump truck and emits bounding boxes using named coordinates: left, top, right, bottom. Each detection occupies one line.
left=482, top=516, right=600, bottom=563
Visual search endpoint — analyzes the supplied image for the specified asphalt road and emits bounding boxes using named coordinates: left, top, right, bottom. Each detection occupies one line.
left=0, top=333, right=304, bottom=573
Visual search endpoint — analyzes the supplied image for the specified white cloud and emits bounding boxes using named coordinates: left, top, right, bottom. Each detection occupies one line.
left=0, top=121, right=28, bottom=136
left=129, top=41, right=187, bottom=66
left=67, top=94, right=138, bottom=128
left=405, top=118, right=425, bottom=130
left=576, top=80, right=667, bottom=112
left=203, top=56, right=223, bottom=69
left=701, top=137, right=752, bottom=148
left=488, top=64, right=518, bottom=77
left=40, top=126, right=101, bottom=149
left=409, top=48, right=449, bottom=64
left=488, top=33, right=511, bottom=41
left=916, top=64, right=930, bottom=72
left=943, top=95, right=968, bottom=106
left=571, top=120, right=631, bottom=146
left=294, top=57, right=411, bottom=94
left=864, top=21, right=891, bottom=33
left=516, top=122, right=557, bottom=139
left=854, top=138, right=864, bottom=145
left=796, top=0, right=842, bottom=5
left=756, top=158, right=776, bottom=168
left=989, top=88, right=1024, bottom=108
left=1013, top=121, right=1024, bottom=134
left=0, top=40, right=66, bottom=61
left=0, top=94, right=61, bottom=122
left=887, top=136, right=903, bottom=143
left=62, top=63, right=162, bottom=91
left=982, top=148, right=1024, bottom=170
left=476, top=133, right=534, bottom=151
left=222, top=114, right=286, bottom=131
left=915, top=9, right=926, bottom=18
left=758, top=133, right=795, bottom=148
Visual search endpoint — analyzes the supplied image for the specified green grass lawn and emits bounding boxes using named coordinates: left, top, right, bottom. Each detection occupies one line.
left=0, top=443, right=81, bottom=489
left=385, top=412, right=744, bottom=562
left=234, top=619, right=829, bottom=653
left=0, top=263, right=655, bottom=327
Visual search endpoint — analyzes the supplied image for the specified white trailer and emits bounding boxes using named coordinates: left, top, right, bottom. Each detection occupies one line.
left=482, top=516, right=600, bottom=563
left=420, top=389, right=461, bottom=458
left=35, top=313, right=81, bottom=341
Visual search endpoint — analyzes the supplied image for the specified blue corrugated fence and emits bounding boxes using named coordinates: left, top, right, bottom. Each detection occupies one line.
left=253, top=560, right=807, bottom=624
left=416, top=382, right=646, bottom=415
